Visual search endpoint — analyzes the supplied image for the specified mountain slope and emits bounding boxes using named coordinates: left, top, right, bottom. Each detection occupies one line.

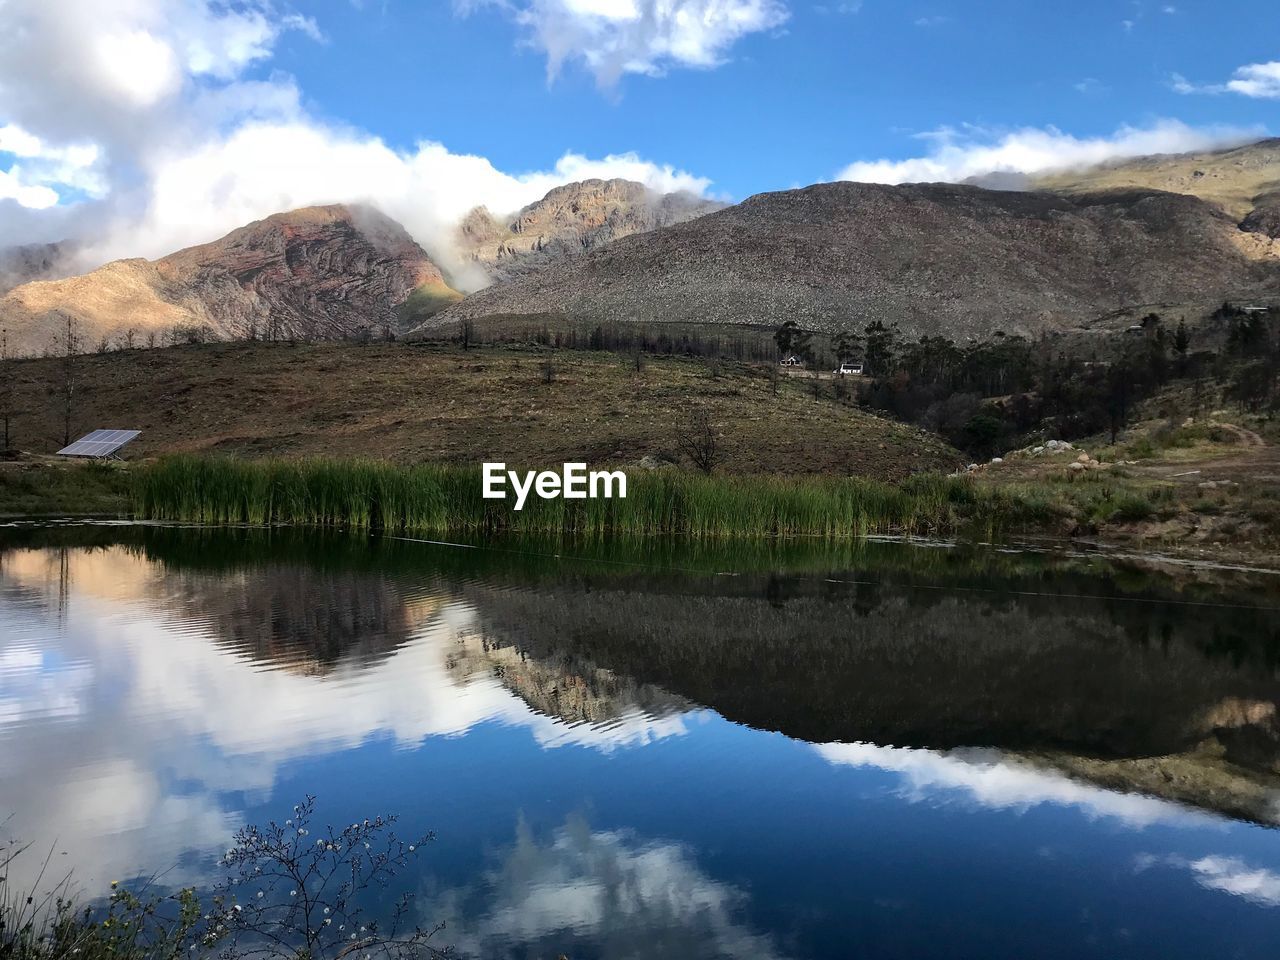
left=456, top=178, right=723, bottom=285
left=3, top=341, right=959, bottom=475
left=0, top=205, right=460, bottom=355
left=1034, top=138, right=1280, bottom=224
left=425, top=181, right=1280, bottom=339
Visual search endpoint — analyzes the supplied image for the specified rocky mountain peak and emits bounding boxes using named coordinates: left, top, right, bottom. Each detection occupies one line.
left=455, top=178, right=725, bottom=285
left=0, top=204, right=460, bottom=355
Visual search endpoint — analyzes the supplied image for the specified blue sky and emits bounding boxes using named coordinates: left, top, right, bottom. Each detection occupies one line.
left=0, top=0, right=1276, bottom=262
left=278, top=0, right=1278, bottom=196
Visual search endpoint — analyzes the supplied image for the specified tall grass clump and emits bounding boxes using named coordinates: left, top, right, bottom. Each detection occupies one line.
left=133, top=456, right=1043, bottom=540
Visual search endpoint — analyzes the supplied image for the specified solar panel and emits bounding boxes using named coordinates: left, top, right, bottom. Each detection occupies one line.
left=56, top=429, right=141, bottom=459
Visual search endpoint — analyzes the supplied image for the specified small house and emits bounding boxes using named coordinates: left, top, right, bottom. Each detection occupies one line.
left=780, top=355, right=804, bottom=367
left=835, top=362, right=864, bottom=376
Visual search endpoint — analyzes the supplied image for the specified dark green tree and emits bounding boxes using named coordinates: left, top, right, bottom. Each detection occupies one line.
left=863, top=321, right=898, bottom=376
left=1172, top=319, right=1190, bottom=374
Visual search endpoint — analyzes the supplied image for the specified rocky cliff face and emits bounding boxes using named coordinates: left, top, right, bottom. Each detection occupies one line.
left=0, top=241, right=73, bottom=295
left=426, top=181, right=1280, bottom=340
left=455, top=178, right=723, bottom=285
left=0, top=205, right=460, bottom=355
left=1242, top=190, right=1280, bottom=239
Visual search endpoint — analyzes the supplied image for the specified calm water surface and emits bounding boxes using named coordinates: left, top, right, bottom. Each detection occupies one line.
left=3, top=525, right=1280, bottom=959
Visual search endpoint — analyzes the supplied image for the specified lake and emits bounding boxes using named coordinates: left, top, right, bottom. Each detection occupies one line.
left=3, top=524, right=1280, bottom=959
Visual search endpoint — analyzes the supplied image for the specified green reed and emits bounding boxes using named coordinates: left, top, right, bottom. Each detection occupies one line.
left=132, top=456, right=1053, bottom=539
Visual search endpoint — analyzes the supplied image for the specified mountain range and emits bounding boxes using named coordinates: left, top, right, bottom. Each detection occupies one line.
left=431, top=180, right=1278, bottom=340
left=2, top=138, right=1278, bottom=355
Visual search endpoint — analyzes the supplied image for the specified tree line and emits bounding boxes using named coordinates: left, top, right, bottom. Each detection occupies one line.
left=782, top=303, right=1277, bottom=458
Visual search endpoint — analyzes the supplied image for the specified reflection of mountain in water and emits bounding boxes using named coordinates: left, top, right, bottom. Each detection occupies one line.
left=5, top=526, right=1280, bottom=824
left=446, top=635, right=689, bottom=728
left=154, top=561, right=690, bottom=725
left=162, top=566, right=420, bottom=675
left=459, top=572, right=1280, bottom=822
left=0, top=537, right=689, bottom=724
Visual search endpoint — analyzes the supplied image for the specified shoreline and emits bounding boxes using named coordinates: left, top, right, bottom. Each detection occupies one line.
left=3, top=456, right=1278, bottom=572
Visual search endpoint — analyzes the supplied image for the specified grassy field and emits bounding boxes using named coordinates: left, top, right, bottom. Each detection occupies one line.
left=1, top=340, right=957, bottom=477
left=2, top=340, right=1277, bottom=562
left=0, top=458, right=132, bottom=517
left=130, top=456, right=1047, bottom=539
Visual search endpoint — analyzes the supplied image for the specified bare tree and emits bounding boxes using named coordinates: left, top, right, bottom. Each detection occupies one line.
left=459, top=318, right=475, bottom=350
left=50, top=313, right=83, bottom=447
left=0, top=327, right=14, bottom=451
left=540, top=357, right=556, bottom=384
left=210, top=796, right=444, bottom=959
left=0, top=797, right=445, bottom=959
left=678, top=410, right=721, bottom=475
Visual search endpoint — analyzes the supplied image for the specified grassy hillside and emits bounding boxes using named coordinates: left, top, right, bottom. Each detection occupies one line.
left=0, top=341, right=959, bottom=476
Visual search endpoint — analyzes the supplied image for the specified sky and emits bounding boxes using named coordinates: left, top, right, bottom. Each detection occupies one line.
left=0, top=0, right=1277, bottom=272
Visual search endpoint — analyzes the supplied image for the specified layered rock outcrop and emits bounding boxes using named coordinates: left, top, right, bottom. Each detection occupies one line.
left=455, top=178, right=723, bottom=285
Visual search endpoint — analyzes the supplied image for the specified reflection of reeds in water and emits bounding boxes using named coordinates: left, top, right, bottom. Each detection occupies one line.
left=133, top=456, right=1053, bottom=539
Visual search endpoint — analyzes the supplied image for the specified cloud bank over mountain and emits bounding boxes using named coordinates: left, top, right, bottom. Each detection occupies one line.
left=836, top=120, right=1264, bottom=186
left=0, top=0, right=714, bottom=273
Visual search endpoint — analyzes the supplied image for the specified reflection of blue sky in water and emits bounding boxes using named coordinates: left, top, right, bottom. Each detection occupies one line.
left=0, top=547, right=695, bottom=891
left=4, top=544, right=1280, bottom=957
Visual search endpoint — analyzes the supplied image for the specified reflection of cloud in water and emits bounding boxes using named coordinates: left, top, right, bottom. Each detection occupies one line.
left=1138, top=854, right=1280, bottom=907
left=815, top=742, right=1211, bottom=827
left=0, top=557, right=695, bottom=891
left=432, top=815, right=790, bottom=960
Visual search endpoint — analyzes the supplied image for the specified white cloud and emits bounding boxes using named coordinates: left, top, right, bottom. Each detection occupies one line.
left=1188, top=856, right=1280, bottom=906
left=0, top=123, right=107, bottom=205
left=0, top=0, right=320, bottom=215
left=1226, top=61, right=1280, bottom=99
left=0, top=170, right=60, bottom=210
left=0, top=0, right=715, bottom=283
left=435, top=818, right=791, bottom=958
left=1074, top=77, right=1108, bottom=96
left=814, top=741, right=1217, bottom=828
left=82, top=120, right=710, bottom=283
left=1173, top=61, right=1280, bottom=100
left=93, top=29, right=185, bottom=107
left=1139, top=854, right=1280, bottom=908
left=461, top=0, right=790, bottom=86
left=814, top=1, right=862, bottom=13
left=835, top=120, right=1265, bottom=184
